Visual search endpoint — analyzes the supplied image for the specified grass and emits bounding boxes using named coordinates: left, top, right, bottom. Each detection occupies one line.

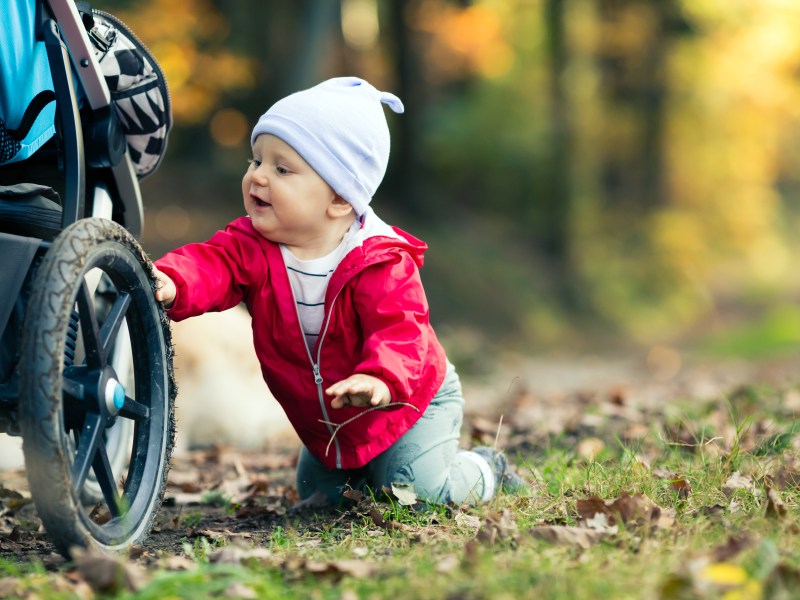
left=1, top=388, right=799, bottom=599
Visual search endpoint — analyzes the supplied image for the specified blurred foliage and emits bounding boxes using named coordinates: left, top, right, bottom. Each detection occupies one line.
left=101, top=0, right=800, bottom=352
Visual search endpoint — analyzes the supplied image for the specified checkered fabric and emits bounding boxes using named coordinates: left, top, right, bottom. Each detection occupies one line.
left=91, top=11, right=172, bottom=178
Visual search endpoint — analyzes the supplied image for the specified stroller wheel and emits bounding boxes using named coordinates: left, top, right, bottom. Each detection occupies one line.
left=19, top=218, right=175, bottom=554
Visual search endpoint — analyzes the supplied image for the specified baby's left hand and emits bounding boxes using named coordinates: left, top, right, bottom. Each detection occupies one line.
left=327, top=374, right=391, bottom=409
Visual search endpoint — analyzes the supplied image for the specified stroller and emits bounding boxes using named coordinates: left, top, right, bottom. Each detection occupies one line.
left=0, top=0, right=175, bottom=554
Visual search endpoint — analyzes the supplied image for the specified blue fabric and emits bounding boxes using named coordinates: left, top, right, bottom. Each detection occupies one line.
left=250, top=77, right=404, bottom=218
left=296, top=361, right=492, bottom=505
left=0, top=0, right=56, bottom=165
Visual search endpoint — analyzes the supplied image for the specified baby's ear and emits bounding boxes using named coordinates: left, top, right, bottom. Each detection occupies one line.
left=328, top=195, right=354, bottom=218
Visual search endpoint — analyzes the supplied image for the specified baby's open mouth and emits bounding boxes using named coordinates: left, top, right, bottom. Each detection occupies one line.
left=252, top=196, right=271, bottom=208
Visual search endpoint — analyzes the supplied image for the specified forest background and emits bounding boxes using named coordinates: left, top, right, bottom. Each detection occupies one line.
left=107, top=0, right=800, bottom=371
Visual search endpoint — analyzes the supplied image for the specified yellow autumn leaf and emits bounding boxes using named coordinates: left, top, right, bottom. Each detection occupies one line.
left=700, top=562, right=748, bottom=586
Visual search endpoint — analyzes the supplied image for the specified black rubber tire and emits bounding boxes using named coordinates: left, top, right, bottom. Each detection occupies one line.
left=18, top=218, right=175, bottom=554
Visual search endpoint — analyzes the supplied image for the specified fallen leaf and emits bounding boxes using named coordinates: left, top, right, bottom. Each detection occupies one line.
left=343, top=489, right=364, bottom=502
left=197, top=528, right=228, bottom=541
left=454, top=512, right=481, bottom=531
left=582, top=512, right=619, bottom=534
left=577, top=437, right=605, bottom=461
left=766, top=563, right=800, bottom=596
left=530, top=525, right=610, bottom=549
left=71, top=546, right=147, bottom=594
left=368, top=506, right=402, bottom=531
left=771, top=463, right=800, bottom=490
left=389, top=482, right=418, bottom=506
left=224, top=582, right=257, bottom=599
left=670, top=478, right=692, bottom=500
left=209, top=543, right=273, bottom=566
left=290, top=490, right=331, bottom=509
left=302, top=558, right=375, bottom=580
left=476, top=510, right=518, bottom=545
left=577, top=492, right=673, bottom=530
left=765, top=487, right=787, bottom=519
left=723, top=472, right=754, bottom=496
left=436, top=554, right=460, bottom=574
left=0, top=577, right=22, bottom=598
left=712, top=534, right=752, bottom=562
left=698, top=562, right=748, bottom=587
left=162, top=556, right=197, bottom=571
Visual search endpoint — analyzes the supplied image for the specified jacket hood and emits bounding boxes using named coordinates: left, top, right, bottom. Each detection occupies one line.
left=348, top=207, right=427, bottom=268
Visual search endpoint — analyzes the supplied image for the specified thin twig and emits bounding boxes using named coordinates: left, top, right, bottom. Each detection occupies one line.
left=319, top=402, right=420, bottom=456
left=493, top=414, right=504, bottom=452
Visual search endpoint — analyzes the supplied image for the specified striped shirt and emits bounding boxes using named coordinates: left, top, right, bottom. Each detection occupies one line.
left=280, top=223, right=358, bottom=352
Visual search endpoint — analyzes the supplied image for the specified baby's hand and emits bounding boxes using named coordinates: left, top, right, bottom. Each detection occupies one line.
left=152, top=267, right=176, bottom=308
left=327, top=374, right=391, bottom=409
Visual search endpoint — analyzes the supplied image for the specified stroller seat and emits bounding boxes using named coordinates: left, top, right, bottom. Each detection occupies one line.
left=0, top=0, right=56, bottom=166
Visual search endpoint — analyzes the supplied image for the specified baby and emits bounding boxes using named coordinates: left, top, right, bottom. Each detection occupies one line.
left=153, top=77, right=523, bottom=505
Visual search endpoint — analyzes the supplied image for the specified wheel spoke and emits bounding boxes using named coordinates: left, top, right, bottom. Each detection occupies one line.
left=118, top=396, right=150, bottom=421
left=99, top=292, right=130, bottom=360
left=92, top=444, right=123, bottom=518
left=75, top=281, right=104, bottom=369
left=71, top=412, right=106, bottom=495
left=61, top=374, right=85, bottom=401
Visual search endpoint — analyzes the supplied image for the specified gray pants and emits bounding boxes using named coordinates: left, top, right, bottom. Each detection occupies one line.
left=296, top=362, right=492, bottom=505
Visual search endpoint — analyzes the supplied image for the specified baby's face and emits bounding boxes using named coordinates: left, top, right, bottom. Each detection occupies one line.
left=243, top=134, right=337, bottom=248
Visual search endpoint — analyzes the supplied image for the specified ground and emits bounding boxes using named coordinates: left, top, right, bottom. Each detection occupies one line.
left=0, top=350, right=799, bottom=597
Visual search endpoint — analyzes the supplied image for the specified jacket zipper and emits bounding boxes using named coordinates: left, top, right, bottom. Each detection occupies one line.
left=290, top=284, right=344, bottom=468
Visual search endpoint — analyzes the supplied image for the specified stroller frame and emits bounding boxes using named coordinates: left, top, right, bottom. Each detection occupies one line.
left=0, top=0, right=174, bottom=555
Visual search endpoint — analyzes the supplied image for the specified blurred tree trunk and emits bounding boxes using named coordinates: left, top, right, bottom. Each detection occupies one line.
left=542, top=0, right=571, bottom=260
left=226, top=1, right=341, bottom=114
left=386, top=0, right=426, bottom=216
left=540, top=0, right=583, bottom=309
left=596, top=0, right=681, bottom=210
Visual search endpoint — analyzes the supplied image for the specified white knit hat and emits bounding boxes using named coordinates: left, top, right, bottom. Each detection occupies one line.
left=250, top=77, right=404, bottom=218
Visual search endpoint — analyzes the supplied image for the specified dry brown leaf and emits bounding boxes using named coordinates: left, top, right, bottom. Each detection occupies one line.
left=766, top=563, right=800, bottom=594
left=209, top=543, right=273, bottom=566
left=670, top=478, right=692, bottom=500
left=712, top=534, right=752, bottom=562
left=723, top=472, right=754, bottom=496
left=224, top=582, right=257, bottom=599
left=765, top=486, right=787, bottom=519
left=468, top=416, right=509, bottom=446
left=290, top=490, right=330, bottom=509
left=771, top=463, right=800, bottom=490
left=436, top=554, right=461, bottom=574
left=624, top=422, right=650, bottom=441
left=577, top=437, right=605, bottom=461
left=368, top=506, right=406, bottom=531
left=162, top=555, right=197, bottom=571
left=303, top=558, right=375, bottom=580
left=454, top=512, right=481, bottom=531
left=476, top=509, right=518, bottom=545
left=71, top=545, right=147, bottom=594
left=0, top=578, right=22, bottom=599
left=342, top=489, right=364, bottom=502
left=652, top=467, right=677, bottom=480
left=234, top=497, right=287, bottom=519
left=197, top=528, right=228, bottom=541
left=530, top=525, right=610, bottom=549
left=389, top=482, right=418, bottom=506
left=577, top=492, right=673, bottom=530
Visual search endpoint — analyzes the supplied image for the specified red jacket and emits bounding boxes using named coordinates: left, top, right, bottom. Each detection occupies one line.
left=154, top=211, right=447, bottom=469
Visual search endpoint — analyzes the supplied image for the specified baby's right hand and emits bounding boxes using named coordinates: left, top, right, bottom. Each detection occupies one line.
left=152, top=267, right=176, bottom=308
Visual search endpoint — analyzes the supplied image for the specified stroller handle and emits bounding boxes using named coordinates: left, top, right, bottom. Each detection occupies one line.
left=46, top=0, right=111, bottom=110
